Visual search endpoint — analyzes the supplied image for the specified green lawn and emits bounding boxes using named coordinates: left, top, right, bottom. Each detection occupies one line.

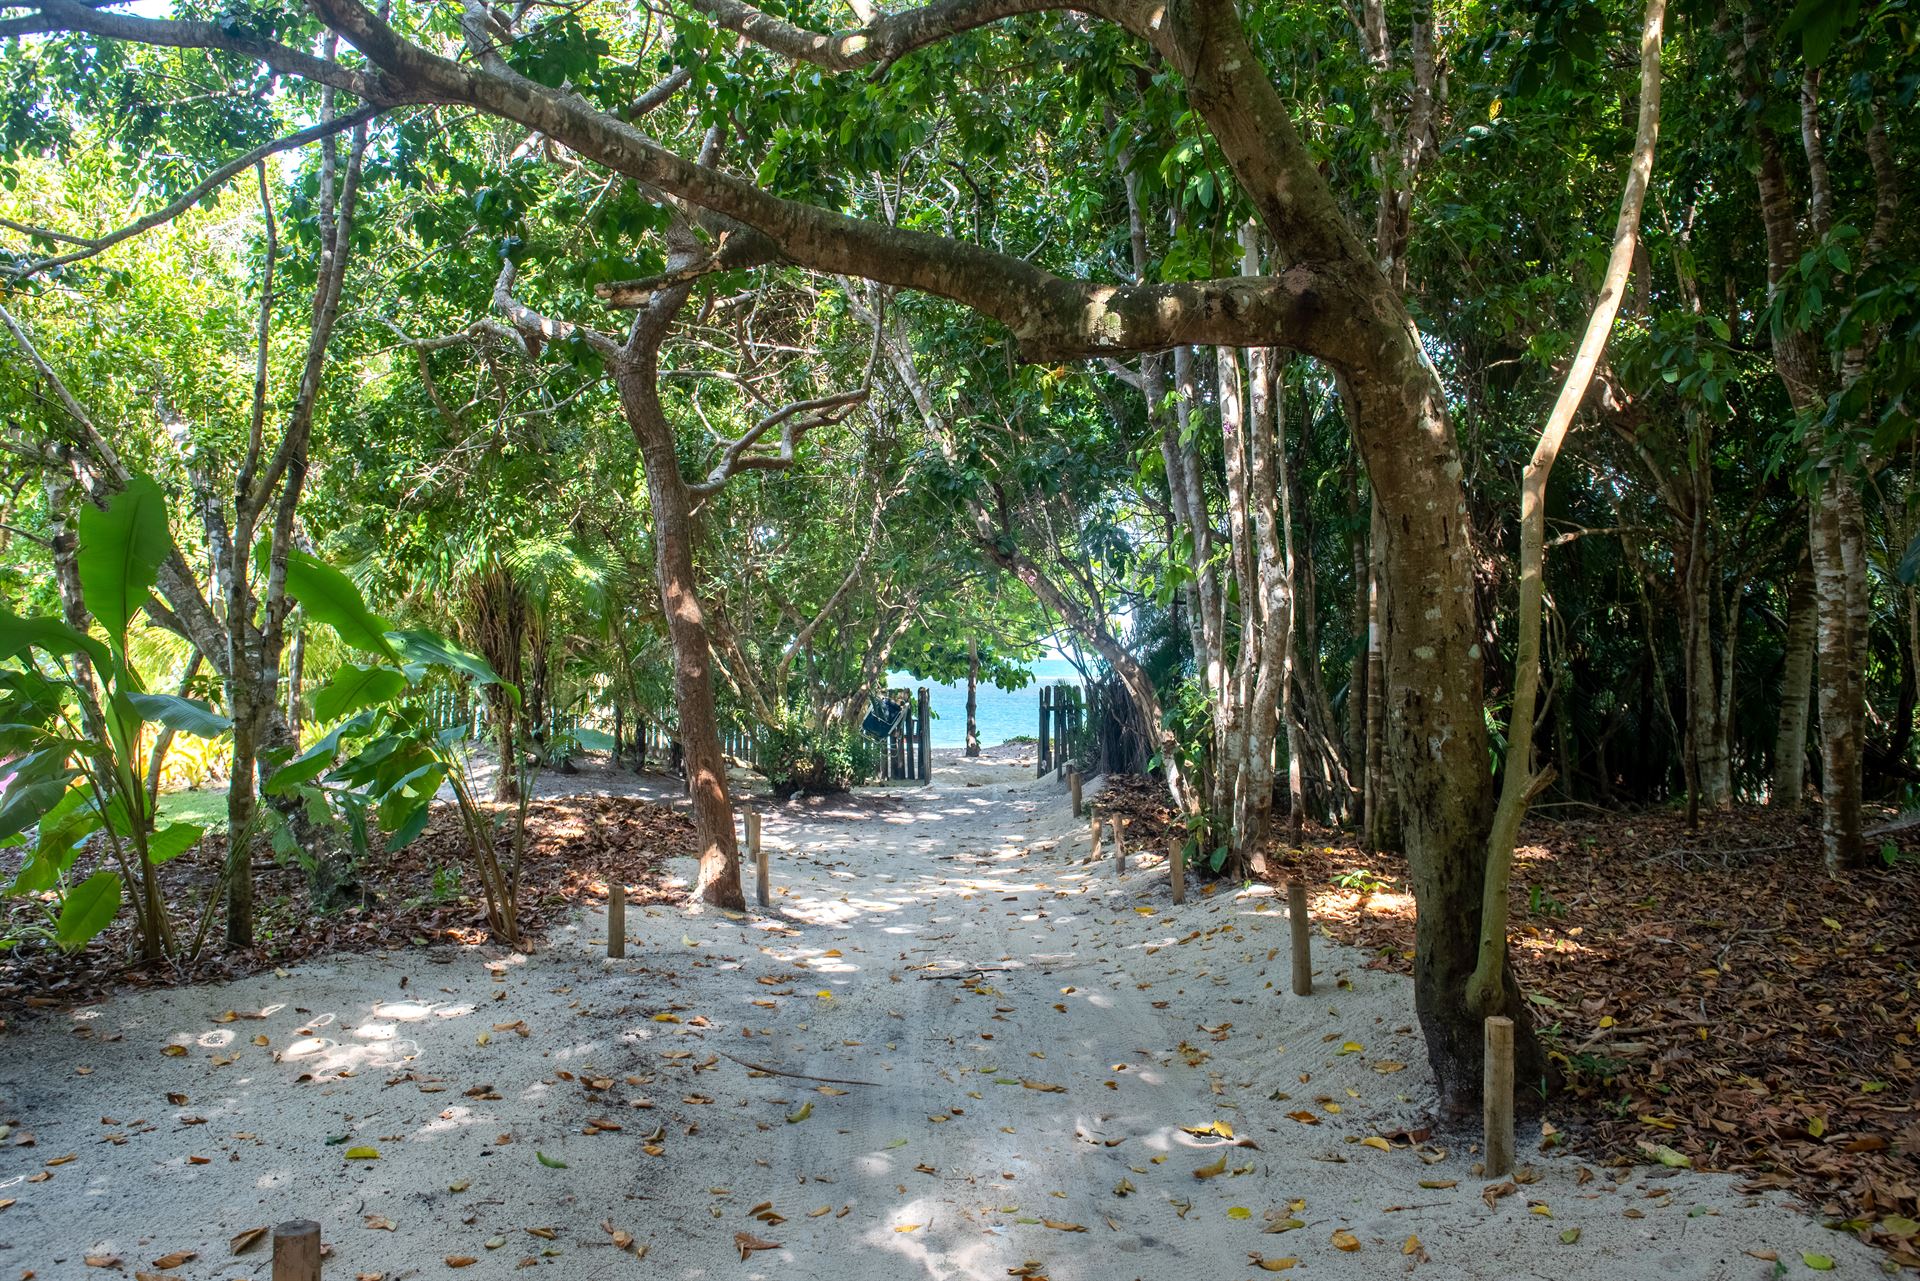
left=158, top=788, right=228, bottom=833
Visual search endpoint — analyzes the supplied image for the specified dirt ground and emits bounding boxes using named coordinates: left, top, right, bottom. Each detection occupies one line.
left=0, top=753, right=1898, bottom=1278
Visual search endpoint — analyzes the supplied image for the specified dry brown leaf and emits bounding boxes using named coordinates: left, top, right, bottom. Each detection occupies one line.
left=735, top=1232, right=782, bottom=1260
left=148, top=1251, right=196, bottom=1269
left=230, top=1226, right=269, bottom=1256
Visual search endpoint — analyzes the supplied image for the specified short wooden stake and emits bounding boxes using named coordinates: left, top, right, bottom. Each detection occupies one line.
left=1483, top=1015, right=1515, bottom=1178
left=271, top=1220, right=321, bottom=1281
left=1287, top=880, right=1312, bottom=995
left=1068, top=769, right=1082, bottom=817
left=1168, top=838, right=1185, bottom=904
left=1089, top=812, right=1103, bottom=862
left=1113, top=818, right=1127, bottom=875
left=606, top=882, right=626, bottom=959
left=749, top=808, right=768, bottom=908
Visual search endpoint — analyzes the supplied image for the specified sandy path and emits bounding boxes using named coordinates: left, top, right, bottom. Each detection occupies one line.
left=0, top=754, right=1879, bottom=1279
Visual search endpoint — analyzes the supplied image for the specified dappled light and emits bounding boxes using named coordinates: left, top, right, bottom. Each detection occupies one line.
left=0, top=0, right=1914, bottom=1273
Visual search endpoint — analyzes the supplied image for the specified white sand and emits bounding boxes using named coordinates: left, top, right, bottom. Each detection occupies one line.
left=0, top=753, right=1880, bottom=1278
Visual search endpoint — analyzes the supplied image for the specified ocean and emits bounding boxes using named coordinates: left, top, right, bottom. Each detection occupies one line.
left=887, top=658, right=1085, bottom=749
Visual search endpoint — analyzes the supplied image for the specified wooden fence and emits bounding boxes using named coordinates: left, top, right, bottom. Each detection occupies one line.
left=880, top=687, right=933, bottom=784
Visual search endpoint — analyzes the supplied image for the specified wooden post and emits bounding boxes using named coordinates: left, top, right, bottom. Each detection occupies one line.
left=1037, top=686, right=1051, bottom=777
left=1068, top=769, right=1082, bottom=817
left=271, top=1220, right=321, bottom=1281
left=1113, top=818, right=1127, bottom=875
left=1089, top=811, right=1103, bottom=862
left=1168, top=836, right=1185, bottom=904
left=917, top=687, right=932, bottom=784
left=1287, top=880, right=1312, bottom=996
left=606, top=882, right=626, bottom=959
left=1483, top=1016, right=1515, bottom=1178
left=749, top=808, right=768, bottom=908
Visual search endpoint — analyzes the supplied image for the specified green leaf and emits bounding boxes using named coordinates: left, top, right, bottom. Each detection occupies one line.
left=147, top=822, right=203, bottom=865
left=262, top=713, right=374, bottom=795
left=536, top=1151, right=568, bottom=1168
left=387, top=628, right=515, bottom=701
left=76, top=473, right=168, bottom=656
left=382, top=792, right=435, bottom=851
left=55, top=870, right=122, bottom=950
left=127, top=691, right=232, bottom=737
left=0, top=773, right=79, bottom=842
left=272, top=548, right=399, bottom=662
left=0, top=605, right=110, bottom=670
left=313, top=664, right=409, bottom=723
left=1801, top=1253, right=1835, bottom=1271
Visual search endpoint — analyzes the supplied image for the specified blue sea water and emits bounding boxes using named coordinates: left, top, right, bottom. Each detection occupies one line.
left=887, top=657, right=1085, bottom=749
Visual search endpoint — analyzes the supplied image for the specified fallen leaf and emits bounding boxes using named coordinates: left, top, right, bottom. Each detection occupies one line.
left=230, top=1227, right=269, bottom=1256
left=786, top=1102, right=813, bottom=1124
left=1332, top=1228, right=1360, bottom=1252
left=1193, top=1152, right=1228, bottom=1179
left=344, top=1146, right=380, bottom=1160
left=735, top=1232, right=781, bottom=1260
left=445, top=1256, right=477, bottom=1268
left=1248, top=1256, right=1298, bottom=1271
left=535, top=1151, right=568, bottom=1169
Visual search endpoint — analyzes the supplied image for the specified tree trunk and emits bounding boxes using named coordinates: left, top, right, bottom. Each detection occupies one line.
left=1810, top=473, right=1868, bottom=869
left=226, top=699, right=260, bottom=949
left=1344, top=450, right=1369, bottom=827
left=616, top=360, right=744, bottom=911
left=966, top=635, right=980, bottom=757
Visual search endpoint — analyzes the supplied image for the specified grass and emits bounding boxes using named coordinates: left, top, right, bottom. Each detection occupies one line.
left=158, top=788, right=228, bottom=832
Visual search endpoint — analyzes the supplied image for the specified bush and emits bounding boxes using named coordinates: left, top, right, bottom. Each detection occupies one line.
left=762, top=723, right=883, bottom=798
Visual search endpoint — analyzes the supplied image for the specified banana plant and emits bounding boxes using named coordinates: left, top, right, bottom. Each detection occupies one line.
left=260, top=551, right=527, bottom=943
left=1, top=477, right=231, bottom=960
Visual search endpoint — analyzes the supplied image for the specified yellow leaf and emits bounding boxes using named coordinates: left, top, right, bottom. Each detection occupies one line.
left=1598, top=1015, right=1615, bottom=1029
left=786, top=1102, right=813, bottom=1124
left=1181, top=1121, right=1235, bottom=1139
left=344, top=1146, right=380, bottom=1160
left=1331, top=1229, right=1360, bottom=1252
left=1042, top=1220, right=1087, bottom=1232
left=652, top=1013, right=680, bottom=1023
left=161, top=1045, right=188, bottom=1057
left=1226, top=1207, right=1252, bottom=1221
left=1530, top=1203, right=1552, bottom=1217
left=1361, top=1136, right=1391, bottom=1152
left=1193, top=1153, right=1228, bottom=1179
left=1807, top=1115, right=1827, bottom=1138
left=1402, top=1234, right=1422, bottom=1255
left=1249, top=1257, right=1297, bottom=1272
left=1336, top=1042, right=1363, bottom=1055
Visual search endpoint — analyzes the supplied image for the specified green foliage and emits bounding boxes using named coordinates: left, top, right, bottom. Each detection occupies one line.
left=761, top=721, right=883, bottom=799
left=0, top=478, right=229, bottom=955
